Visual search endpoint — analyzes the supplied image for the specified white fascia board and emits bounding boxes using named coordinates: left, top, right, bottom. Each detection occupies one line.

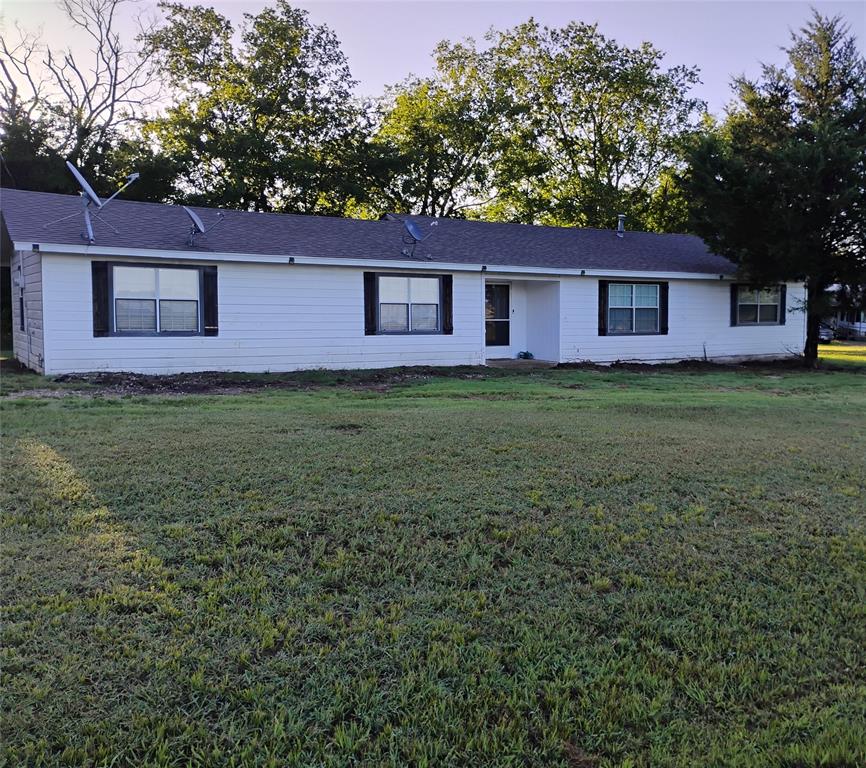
left=20, top=242, right=292, bottom=265
left=19, top=241, right=736, bottom=281
left=481, top=267, right=736, bottom=281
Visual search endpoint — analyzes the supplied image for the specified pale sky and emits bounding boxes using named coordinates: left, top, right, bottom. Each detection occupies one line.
left=2, top=0, right=864, bottom=116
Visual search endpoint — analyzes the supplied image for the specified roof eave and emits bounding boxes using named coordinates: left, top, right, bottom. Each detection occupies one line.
left=15, top=240, right=738, bottom=280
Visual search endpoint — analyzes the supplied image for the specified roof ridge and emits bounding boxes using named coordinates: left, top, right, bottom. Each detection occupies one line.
left=0, top=188, right=395, bottom=228
left=394, top=212, right=697, bottom=239
left=3, top=189, right=699, bottom=240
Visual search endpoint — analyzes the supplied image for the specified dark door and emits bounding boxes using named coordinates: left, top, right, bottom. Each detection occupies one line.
left=485, top=284, right=510, bottom=346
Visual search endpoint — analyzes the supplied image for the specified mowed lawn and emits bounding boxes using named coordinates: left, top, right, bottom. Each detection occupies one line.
left=2, top=360, right=865, bottom=767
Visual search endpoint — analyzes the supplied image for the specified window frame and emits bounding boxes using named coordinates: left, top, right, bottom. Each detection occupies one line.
left=108, top=262, right=206, bottom=337
left=733, top=284, right=785, bottom=327
left=605, top=281, right=663, bottom=336
left=374, top=273, right=444, bottom=335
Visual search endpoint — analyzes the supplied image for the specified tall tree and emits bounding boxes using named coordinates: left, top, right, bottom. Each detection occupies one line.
left=143, top=0, right=366, bottom=213
left=368, top=41, right=511, bottom=218
left=482, top=20, right=703, bottom=230
left=683, top=10, right=866, bottom=362
left=0, top=0, right=162, bottom=194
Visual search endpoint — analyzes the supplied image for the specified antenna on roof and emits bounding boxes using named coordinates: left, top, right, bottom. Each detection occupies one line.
left=401, top=218, right=438, bottom=258
left=44, top=161, right=140, bottom=243
left=183, top=206, right=225, bottom=246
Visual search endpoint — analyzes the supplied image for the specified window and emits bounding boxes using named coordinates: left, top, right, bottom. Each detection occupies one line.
left=377, top=275, right=441, bottom=333
left=113, top=265, right=200, bottom=334
left=735, top=286, right=782, bottom=325
left=485, top=284, right=510, bottom=346
left=608, top=283, right=660, bottom=334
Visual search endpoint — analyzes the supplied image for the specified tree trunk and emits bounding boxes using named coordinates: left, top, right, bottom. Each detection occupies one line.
left=803, top=280, right=824, bottom=366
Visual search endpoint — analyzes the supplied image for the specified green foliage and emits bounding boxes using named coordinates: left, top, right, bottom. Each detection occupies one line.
left=0, top=107, right=71, bottom=193
left=142, top=0, right=368, bottom=213
left=368, top=41, right=512, bottom=218
left=2, top=365, right=865, bottom=766
left=369, top=19, right=703, bottom=230
left=682, top=11, right=866, bottom=360
left=478, top=20, right=703, bottom=230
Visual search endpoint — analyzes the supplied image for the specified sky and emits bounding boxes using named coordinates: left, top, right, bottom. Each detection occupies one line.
left=2, top=0, right=864, bottom=116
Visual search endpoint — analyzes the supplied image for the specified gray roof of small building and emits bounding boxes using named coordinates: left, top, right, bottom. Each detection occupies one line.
left=0, top=188, right=736, bottom=275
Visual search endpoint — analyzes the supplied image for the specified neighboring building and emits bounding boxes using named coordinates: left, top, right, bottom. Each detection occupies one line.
left=1, top=189, right=806, bottom=375
left=830, top=308, right=866, bottom=340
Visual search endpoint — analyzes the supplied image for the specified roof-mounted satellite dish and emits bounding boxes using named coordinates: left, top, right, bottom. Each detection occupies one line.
left=44, top=161, right=140, bottom=243
left=67, top=162, right=103, bottom=209
left=401, top=217, right=438, bottom=259
left=183, top=206, right=225, bottom=246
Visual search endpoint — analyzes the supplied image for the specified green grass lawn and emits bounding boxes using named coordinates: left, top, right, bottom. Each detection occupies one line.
left=819, top=341, right=866, bottom=368
left=2, top=363, right=865, bottom=767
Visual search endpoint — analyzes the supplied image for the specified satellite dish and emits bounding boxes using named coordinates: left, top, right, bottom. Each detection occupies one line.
left=183, top=206, right=206, bottom=234
left=46, top=162, right=140, bottom=243
left=183, top=206, right=225, bottom=246
left=66, top=161, right=102, bottom=208
left=401, top=217, right=438, bottom=258
left=404, top=219, right=429, bottom=242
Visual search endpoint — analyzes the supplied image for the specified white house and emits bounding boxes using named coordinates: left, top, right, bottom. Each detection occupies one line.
left=1, top=189, right=806, bottom=375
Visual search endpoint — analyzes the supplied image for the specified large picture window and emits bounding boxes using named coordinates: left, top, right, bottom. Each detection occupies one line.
left=377, top=275, right=441, bottom=333
left=113, top=265, right=201, bottom=334
left=608, top=283, right=660, bottom=334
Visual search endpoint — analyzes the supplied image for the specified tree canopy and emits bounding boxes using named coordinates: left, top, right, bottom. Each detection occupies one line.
left=364, top=41, right=512, bottom=219
left=2, top=0, right=862, bottom=279
left=2, top=2, right=709, bottom=229
left=0, top=0, right=162, bottom=196
left=682, top=10, right=866, bottom=361
left=479, top=20, right=704, bottom=230
left=142, top=0, right=367, bottom=213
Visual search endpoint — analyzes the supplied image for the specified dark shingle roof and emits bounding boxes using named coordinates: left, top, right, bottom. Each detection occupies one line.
left=0, top=188, right=735, bottom=275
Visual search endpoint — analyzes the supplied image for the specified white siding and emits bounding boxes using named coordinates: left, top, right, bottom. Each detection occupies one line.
left=10, top=249, right=44, bottom=372
left=41, top=254, right=484, bottom=374
left=560, top=277, right=806, bottom=363
left=39, top=253, right=807, bottom=374
left=525, top=282, right=560, bottom=362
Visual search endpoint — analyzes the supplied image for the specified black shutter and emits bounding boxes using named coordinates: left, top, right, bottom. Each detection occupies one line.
left=730, top=284, right=740, bottom=326
left=363, top=272, right=377, bottom=335
left=441, top=275, right=453, bottom=335
left=659, top=282, right=669, bottom=335
left=202, top=266, right=218, bottom=336
left=598, top=280, right=609, bottom=336
left=779, top=284, right=787, bottom=325
left=91, top=261, right=109, bottom=337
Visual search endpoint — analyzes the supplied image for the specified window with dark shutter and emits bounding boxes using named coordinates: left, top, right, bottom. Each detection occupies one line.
left=600, top=281, right=667, bottom=335
left=94, top=261, right=217, bottom=337
left=366, top=273, right=450, bottom=335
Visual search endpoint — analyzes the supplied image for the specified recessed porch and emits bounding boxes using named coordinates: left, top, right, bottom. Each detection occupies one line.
left=484, top=278, right=561, bottom=363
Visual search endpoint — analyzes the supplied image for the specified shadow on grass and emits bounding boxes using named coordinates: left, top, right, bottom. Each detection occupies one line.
left=2, top=439, right=175, bottom=762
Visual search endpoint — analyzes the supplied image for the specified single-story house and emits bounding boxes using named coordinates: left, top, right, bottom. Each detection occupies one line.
left=1, top=188, right=806, bottom=375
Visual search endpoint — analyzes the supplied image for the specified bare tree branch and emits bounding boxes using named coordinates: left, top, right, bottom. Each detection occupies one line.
left=0, top=0, right=161, bottom=163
